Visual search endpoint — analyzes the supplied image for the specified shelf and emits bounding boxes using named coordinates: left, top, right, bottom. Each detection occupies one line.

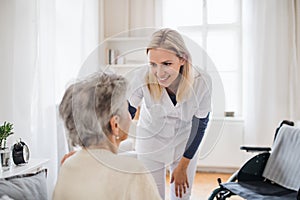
left=105, top=37, right=150, bottom=42
left=103, top=36, right=149, bottom=73
left=211, top=116, right=244, bottom=122
left=0, top=158, right=49, bottom=178
left=108, top=64, right=144, bottom=76
left=108, top=64, right=146, bottom=67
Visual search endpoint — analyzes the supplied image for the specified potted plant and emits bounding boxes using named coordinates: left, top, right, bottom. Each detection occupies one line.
left=0, top=121, right=14, bottom=171
left=0, top=121, right=14, bottom=149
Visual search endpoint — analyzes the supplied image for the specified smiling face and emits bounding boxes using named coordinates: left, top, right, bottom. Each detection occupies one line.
left=148, top=48, right=185, bottom=88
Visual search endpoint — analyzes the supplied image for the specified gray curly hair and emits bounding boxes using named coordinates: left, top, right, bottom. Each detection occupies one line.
left=59, top=73, right=128, bottom=147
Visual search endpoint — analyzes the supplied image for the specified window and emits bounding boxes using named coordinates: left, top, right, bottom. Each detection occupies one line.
left=162, top=0, right=242, bottom=116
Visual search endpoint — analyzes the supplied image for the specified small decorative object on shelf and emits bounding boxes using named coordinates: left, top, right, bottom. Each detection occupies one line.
left=106, top=49, right=118, bottom=65
left=0, top=121, right=14, bottom=171
left=12, top=138, right=30, bottom=165
left=224, top=111, right=235, bottom=117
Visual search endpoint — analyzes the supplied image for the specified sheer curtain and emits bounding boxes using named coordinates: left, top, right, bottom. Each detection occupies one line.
left=0, top=0, right=101, bottom=197
left=243, top=0, right=300, bottom=146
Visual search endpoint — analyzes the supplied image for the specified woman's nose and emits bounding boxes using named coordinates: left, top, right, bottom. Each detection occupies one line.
left=156, top=65, right=165, bottom=76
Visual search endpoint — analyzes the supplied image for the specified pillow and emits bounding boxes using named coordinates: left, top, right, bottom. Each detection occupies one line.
left=0, top=169, right=48, bottom=200
left=0, top=195, right=14, bottom=200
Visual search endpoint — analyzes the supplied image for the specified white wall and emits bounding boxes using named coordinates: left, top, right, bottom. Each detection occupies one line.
left=103, top=0, right=156, bottom=38
left=0, top=0, right=38, bottom=148
left=198, top=118, right=247, bottom=172
left=0, top=0, right=14, bottom=122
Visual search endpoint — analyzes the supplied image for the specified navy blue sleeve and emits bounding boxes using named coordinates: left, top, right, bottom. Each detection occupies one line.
left=128, top=101, right=137, bottom=119
left=183, top=113, right=210, bottom=159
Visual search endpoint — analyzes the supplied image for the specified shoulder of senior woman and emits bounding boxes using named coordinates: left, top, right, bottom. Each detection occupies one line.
left=60, top=149, right=149, bottom=173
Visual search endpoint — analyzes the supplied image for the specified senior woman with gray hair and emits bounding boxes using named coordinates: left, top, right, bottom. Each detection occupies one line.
left=53, top=73, right=161, bottom=200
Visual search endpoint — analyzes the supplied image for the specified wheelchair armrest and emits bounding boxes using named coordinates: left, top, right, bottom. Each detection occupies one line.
left=240, top=146, right=271, bottom=152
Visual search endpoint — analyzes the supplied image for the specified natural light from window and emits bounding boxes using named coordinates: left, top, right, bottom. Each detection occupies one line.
left=162, top=0, right=242, bottom=116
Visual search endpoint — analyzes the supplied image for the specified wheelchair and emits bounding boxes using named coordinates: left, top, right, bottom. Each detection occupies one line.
left=208, top=120, right=300, bottom=200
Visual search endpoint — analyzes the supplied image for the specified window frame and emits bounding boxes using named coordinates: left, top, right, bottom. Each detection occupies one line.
left=161, top=0, right=243, bottom=116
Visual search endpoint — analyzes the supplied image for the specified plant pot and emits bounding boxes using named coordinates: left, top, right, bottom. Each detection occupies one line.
left=0, top=147, right=11, bottom=171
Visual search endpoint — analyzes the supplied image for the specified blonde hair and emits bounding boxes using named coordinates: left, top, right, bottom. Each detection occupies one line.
left=146, top=28, right=194, bottom=102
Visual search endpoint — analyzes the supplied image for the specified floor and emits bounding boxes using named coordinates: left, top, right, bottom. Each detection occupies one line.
left=165, top=172, right=243, bottom=200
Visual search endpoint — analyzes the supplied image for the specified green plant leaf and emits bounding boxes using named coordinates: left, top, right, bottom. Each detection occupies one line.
left=0, top=121, right=14, bottom=148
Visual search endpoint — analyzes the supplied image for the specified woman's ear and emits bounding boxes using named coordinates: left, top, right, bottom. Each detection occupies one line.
left=179, top=57, right=186, bottom=66
left=110, top=115, right=119, bottom=136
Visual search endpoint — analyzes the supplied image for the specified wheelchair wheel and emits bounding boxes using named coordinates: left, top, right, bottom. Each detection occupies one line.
left=208, top=187, right=233, bottom=200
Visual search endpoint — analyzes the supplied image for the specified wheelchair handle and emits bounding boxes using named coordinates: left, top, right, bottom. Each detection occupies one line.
left=240, top=146, right=271, bottom=152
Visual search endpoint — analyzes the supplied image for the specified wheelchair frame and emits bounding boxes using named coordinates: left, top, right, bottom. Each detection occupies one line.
left=208, top=120, right=300, bottom=200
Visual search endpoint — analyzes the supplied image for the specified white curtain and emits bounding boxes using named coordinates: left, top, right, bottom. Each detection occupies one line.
left=0, top=0, right=101, bottom=198
left=243, top=0, right=300, bottom=146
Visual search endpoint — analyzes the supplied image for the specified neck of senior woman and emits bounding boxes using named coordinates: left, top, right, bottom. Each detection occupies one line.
left=84, top=136, right=120, bottom=154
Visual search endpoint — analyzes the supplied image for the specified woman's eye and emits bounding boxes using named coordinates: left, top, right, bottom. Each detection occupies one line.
left=163, top=62, right=172, bottom=66
left=149, top=63, right=157, bottom=67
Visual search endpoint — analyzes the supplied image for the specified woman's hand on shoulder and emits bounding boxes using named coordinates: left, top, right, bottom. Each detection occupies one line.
left=60, top=150, right=76, bottom=165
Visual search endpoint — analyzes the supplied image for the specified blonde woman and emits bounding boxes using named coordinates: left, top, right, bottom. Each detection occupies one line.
left=53, top=73, right=161, bottom=200
left=128, top=28, right=212, bottom=200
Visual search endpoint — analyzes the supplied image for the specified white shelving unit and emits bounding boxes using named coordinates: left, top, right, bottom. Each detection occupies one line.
left=105, top=37, right=149, bottom=63
left=107, top=37, right=149, bottom=42
left=101, top=27, right=157, bottom=76
left=108, top=64, right=143, bottom=76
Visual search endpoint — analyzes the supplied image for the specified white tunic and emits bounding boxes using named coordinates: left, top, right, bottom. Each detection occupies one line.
left=128, top=66, right=212, bottom=164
